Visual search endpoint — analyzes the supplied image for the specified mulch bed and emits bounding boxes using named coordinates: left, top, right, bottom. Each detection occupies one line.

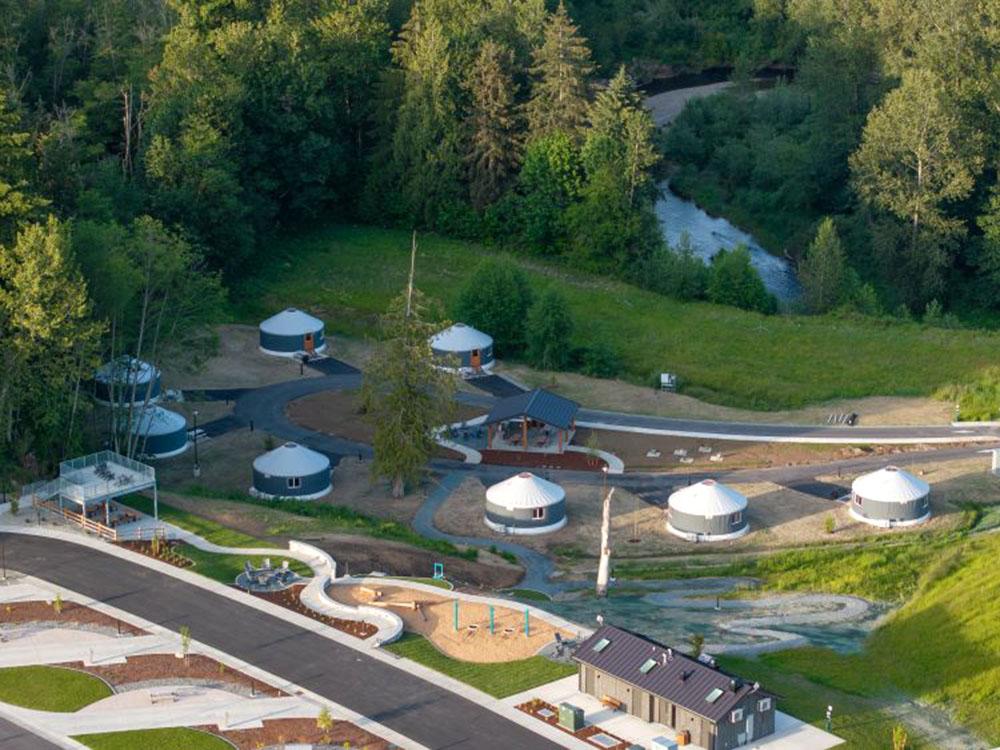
left=200, top=716, right=391, bottom=750
left=517, top=699, right=631, bottom=750
left=480, top=449, right=608, bottom=472
left=248, top=584, right=377, bottom=640
left=117, top=539, right=194, bottom=569
left=63, top=653, right=285, bottom=697
left=0, top=600, right=147, bottom=636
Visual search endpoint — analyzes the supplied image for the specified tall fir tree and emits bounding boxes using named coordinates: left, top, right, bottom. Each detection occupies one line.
left=524, top=1, right=594, bottom=140
left=799, top=217, right=848, bottom=313
left=466, top=41, right=521, bottom=211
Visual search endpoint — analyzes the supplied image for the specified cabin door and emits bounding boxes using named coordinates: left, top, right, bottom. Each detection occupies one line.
left=746, top=713, right=754, bottom=741
left=304, top=332, right=315, bottom=353
left=470, top=349, right=481, bottom=368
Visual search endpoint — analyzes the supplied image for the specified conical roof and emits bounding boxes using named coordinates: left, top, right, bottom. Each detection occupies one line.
left=430, top=323, right=492, bottom=353
left=130, top=405, right=186, bottom=437
left=253, top=442, right=330, bottom=477
left=852, top=466, right=929, bottom=504
left=95, top=356, right=158, bottom=386
left=486, top=472, right=565, bottom=510
left=259, top=308, right=324, bottom=336
left=668, top=479, right=747, bottom=517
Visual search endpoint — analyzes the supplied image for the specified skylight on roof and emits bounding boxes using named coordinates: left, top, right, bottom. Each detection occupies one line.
left=639, top=658, right=657, bottom=674
left=705, top=688, right=724, bottom=703
left=593, top=638, right=611, bottom=653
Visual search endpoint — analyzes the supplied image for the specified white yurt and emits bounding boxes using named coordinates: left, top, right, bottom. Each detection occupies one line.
left=850, top=466, right=931, bottom=527
left=251, top=442, right=332, bottom=500
left=430, top=323, right=495, bottom=375
left=94, top=356, right=161, bottom=406
left=484, top=472, right=567, bottom=535
left=258, top=308, right=326, bottom=357
left=131, top=406, right=188, bottom=459
left=666, top=479, right=749, bottom=541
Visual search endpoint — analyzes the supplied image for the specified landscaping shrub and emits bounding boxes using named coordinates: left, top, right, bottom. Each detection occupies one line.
left=525, top=288, right=574, bottom=370
left=455, top=259, right=533, bottom=355
left=707, top=245, right=777, bottom=314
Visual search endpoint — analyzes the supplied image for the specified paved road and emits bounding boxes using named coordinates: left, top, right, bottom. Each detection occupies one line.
left=1, top=534, right=563, bottom=750
left=0, top=718, right=60, bottom=750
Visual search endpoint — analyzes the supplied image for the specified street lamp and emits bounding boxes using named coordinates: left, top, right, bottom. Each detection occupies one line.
left=192, top=409, right=200, bottom=478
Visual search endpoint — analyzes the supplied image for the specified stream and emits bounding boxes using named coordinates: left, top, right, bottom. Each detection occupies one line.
left=655, top=181, right=802, bottom=303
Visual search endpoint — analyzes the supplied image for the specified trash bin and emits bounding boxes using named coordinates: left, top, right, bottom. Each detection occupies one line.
left=558, top=702, right=585, bottom=732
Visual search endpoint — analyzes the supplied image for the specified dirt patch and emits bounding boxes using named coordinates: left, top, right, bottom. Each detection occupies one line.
left=481, top=449, right=607, bottom=472
left=646, top=82, right=732, bottom=126
left=117, top=540, right=194, bottom=570
left=67, top=653, right=284, bottom=696
left=248, top=584, right=376, bottom=640
left=327, top=583, right=569, bottom=662
left=575, top=428, right=954, bottom=472
left=0, top=601, right=146, bottom=636
left=317, top=534, right=523, bottom=589
left=518, top=698, right=630, bottom=749
left=204, top=716, right=390, bottom=750
left=286, top=388, right=478, bottom=461
left=500, top=362, right=954, bottom=426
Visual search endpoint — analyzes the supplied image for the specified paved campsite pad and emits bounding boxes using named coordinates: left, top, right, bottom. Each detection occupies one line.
left=326, top=583, right=572, bottom=662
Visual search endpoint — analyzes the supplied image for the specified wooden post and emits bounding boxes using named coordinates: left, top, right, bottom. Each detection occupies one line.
left=522, top=420, right=528, bottom=450
left=558, top=430, right=563, bottom=453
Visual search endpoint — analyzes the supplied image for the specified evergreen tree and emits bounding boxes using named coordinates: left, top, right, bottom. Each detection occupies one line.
left=455, top=259, right=533, bottom=354
left=466, top=41, right=521, bottom=210
left=799, top=218, right=848, bottom=313
left=362, top=283, right=455, bottom=498
left=524, top=2, right=594, bottom=139
left=513, top=131, right=583, bottom=249
left=525, top=288, right=574, bottom=370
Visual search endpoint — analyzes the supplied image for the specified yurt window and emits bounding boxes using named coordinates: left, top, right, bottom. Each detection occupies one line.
left=287, top=477, right=302, bottom=489
left=730, top=511, right=743, bottom=524
left=853, top=494, right=862, bottom=506
left=532, top=507, right=546, bottom=520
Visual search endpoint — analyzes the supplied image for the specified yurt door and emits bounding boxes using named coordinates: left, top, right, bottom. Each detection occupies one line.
left=304, top=332, right=315, bottom=353
left=470, top=349, right=481, bottom=368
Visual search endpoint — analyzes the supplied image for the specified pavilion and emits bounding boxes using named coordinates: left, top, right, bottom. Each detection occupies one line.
left=483, top=388, right=579, bottom=453
left=20, top=450, right=158, bottom=540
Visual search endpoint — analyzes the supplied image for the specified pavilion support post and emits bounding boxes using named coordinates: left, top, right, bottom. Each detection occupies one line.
left=105, top=501, right=110, bottom=526
left=522, top=420, right=528, bottom=451
left=558, top=430, right=563, bottom=453
left=153, top=484, right=158, bottom=521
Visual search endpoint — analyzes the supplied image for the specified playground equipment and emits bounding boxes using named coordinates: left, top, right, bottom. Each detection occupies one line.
left=433, top=562, right=445, bottom=580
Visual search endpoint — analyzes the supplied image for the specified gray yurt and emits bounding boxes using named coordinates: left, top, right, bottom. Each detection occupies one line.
left=850, top=466, right=931, bottom=527
left=430, top=323, right=494, bottom=375
left=484, top=472, right=567, bottom=535
left=251, top=442, right=331, bottom=500
left=666, top=479, right=749, bottom=541
left=95, top=356, right=161, bottom=406
left=258, top=308, right=326, bottom=357
left=131, top=406, right=188, bottom=459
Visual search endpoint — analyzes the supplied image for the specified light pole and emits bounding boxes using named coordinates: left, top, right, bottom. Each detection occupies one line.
left=192, top=409, right=200, bottom=478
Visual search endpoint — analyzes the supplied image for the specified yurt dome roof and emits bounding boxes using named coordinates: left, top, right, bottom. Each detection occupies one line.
left=130, top=406, right=186, bottom=436
left=95, top=356, right=158, bottom=385
left=486, top=472, right=565, bottom=510
left=254, top=442, right=330, bottom=477
left=259, top=308, right=324, bottom=336
left=668, top=479, right=748, bottom=517
left=430, top=323, right=493, bottom=352
left=852, top=466, right=929, bottom=504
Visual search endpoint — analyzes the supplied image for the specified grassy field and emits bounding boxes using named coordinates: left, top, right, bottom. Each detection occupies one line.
left=231, top=223, right=1000, bottom=410
left=385, top=633, right=576, bottom=698
left=74, top=728, right=232, bottom=750
left=0, top=666, right=112, bottom=712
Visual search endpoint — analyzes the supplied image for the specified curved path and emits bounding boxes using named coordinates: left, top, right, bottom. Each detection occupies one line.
left=0, top=532, right=564, bottom=750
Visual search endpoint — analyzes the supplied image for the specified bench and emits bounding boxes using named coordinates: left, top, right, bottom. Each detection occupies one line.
left=600, top=695, right=623, bottom=711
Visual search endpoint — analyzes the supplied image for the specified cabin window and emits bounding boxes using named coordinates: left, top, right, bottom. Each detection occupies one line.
left=758, top=698, right=772, bottom=712
left=287, top=477, right=302, bottom=489
left=730, top=708, right=744, bottom=723
left=532, top=507, right=546, bottom=520
left=730, top=511, right=743, bottom=524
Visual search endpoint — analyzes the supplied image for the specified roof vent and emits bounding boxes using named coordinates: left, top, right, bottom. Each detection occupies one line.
left=284, top=442, right=298, bottom=449
left=667, top=647, right=673, bottom=659
left=753, top=681, right=760, bottom=691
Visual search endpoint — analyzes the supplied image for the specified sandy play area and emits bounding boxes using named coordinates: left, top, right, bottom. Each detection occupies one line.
left=327, top=583, right=572, bottom=662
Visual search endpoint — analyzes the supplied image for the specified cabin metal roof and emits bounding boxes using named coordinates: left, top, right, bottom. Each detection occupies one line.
left=483, top=388, right=579, bottom=430
left=573, top=625, right=774, bottom=724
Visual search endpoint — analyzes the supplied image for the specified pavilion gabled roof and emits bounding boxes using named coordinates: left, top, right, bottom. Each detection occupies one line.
left=483, top=388, right=578, bottom=430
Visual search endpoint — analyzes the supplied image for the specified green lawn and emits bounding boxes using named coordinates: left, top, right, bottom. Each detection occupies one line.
left=385, top=633, right=575, bottom=698
left=0, top=666, right=112, bottom=712
left=74, top=728, right=232, bottom=750
left=232, top=223, right=1000, bottom=410
left=175, top=542, right=312, bottom=584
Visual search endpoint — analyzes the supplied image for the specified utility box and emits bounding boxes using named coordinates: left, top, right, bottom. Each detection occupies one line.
left=558, top=702, right=585, bottom=732
left=651, top=738, right=679, bottom=750
left=660, top=373, right=678, bottom=391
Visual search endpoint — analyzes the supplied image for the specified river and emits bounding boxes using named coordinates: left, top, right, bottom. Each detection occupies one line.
left=654, top=181, right=802, bottom=303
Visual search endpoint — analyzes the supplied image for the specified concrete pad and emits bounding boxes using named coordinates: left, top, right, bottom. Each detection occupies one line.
left=1, top=628, right=117, bottom=649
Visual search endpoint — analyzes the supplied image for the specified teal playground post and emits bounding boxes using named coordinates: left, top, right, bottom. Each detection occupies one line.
left=433, top=562, right=444, bottom=580
left=524, top=607, right=530, bottom=636
left=489, top=605, right=495, bottom=634
left=453, top=599, right=459, bottom=632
